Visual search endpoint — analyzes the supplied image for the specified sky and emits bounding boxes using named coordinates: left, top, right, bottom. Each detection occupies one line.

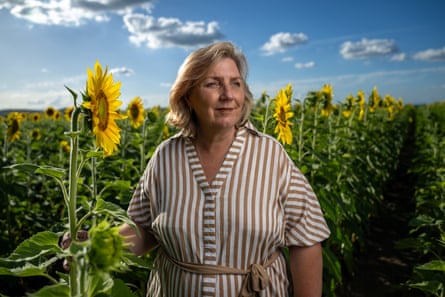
left=0, top=0, right=444, bottom=112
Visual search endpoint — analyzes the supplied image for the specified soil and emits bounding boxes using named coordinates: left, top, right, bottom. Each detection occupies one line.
left=342, top=121, right=422, bottom=297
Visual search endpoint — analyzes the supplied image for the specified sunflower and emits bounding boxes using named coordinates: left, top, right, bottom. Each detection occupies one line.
left=368, top=86, right=381, bottom=113
left=127, top=97, right=145, bottom=128
left=320, top=84, right=334, bottom=117
left=273, top=84, right=294, bottom=145
left=45, top=106, right=57, bottom=119
left=60, top=140, right=70, bottom=153
left=64, top=106, right=75, bottom=122
left=396, top=98, right=404, bottom=112
left=6, top=112, right=22, bottom=142
left=31, top=112, right=42, bottom=122
left=342, top=94, right=355, bottom=118
left=383, top=94, right=396, bottom=121
left=82, top=61, right=126, bottom=156
left=30, top=128, right=41, bottom=141
left=356, top=90, right=365, bottom=121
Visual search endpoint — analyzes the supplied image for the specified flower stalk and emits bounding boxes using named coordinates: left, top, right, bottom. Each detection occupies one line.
left=67, top=105, right=82, bottom=297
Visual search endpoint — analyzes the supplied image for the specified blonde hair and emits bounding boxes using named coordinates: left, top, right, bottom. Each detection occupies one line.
left=166, top=41, right=253, bottom=137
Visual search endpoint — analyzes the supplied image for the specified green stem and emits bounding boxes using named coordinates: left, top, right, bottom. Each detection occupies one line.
left=297, top=102, right=305, bottom=166
left=3, top=123, right=8, bottom=161
left=310, top=103, right=320, bottom=180
left=262, top=98, right=272, bottom=134
left=68, top=107, right=81, bottom=297
left=140, top=117, right=147, bottom=173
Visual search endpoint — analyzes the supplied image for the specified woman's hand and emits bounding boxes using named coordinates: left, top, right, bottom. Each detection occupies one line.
left=60, top=230, right=89, bottom=271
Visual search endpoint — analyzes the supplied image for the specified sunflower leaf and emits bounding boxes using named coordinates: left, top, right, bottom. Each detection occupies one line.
left=3, top=163, right=39, bottom=174
left=27, top=284, right=70, bottom=297
left=3, top=231, right=62, bottom=262
left=35, top=165, right=66, bottom=180
left=93, top=199, right=136, bottom=228
left=65, top=85, right=78, bottom=101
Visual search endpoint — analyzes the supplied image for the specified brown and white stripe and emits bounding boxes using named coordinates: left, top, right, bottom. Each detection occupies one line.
left=128, top=122, right=330, bottom=297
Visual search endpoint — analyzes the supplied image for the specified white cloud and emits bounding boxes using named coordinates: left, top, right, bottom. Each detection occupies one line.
left=413, top=46, right=445, bottom=61
left=110, top=67, right=134, bottom=76
left=261, top=32, right=308, bottom=56
left=282, top=57, right=294, bottom=62
left=295, top=61, right=315, bottom=69
left=1, top=0, right=154, bottom=26
left=1, top=0, right=224, bottom=49
left=340, top=38, right=399, bottom=59
left=123, top=13, right=224, bottom=48
left=72, top=0, right=153, bottom=13
left=391, top=53, right=407, bottom=62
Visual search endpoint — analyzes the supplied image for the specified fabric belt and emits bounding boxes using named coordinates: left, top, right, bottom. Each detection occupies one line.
left=161, top=249, right=281, bottom=297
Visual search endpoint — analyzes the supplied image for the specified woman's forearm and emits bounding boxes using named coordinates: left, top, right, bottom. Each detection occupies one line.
left=289, top=243, right=323, bottom=297
left=119, top=222, right=158, bottom=256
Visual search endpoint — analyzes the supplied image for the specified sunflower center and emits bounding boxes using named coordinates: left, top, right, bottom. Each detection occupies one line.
left=130, top=104, right=140, bottom=119
left=97, top=90, right=109, bottom=131
left=46, top=108, right=55, bottom=117
left=279, top=107, right=287, bottom=125
left=10, top=119, right=19, bottom=134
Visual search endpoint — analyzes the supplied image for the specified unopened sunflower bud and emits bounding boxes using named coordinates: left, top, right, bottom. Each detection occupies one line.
left=88, top=221, right=124, bottom=272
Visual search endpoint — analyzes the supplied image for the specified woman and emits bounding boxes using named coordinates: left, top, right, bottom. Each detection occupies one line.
left=120, top=41, right=330, bottom=297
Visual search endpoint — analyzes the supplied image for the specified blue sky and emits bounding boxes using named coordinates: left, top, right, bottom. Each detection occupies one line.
left=1, top=0, right=444, bottom=111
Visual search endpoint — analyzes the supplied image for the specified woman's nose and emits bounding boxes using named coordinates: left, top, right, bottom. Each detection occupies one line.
left=220, top=82, right=234, bottom=100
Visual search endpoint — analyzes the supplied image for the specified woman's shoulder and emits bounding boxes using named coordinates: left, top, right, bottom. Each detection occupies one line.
left=153, top=132, right=187, bottom=153
left=244, top=121, right=284, bottom=147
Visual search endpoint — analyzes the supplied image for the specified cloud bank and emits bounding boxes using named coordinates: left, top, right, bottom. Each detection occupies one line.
left=123, top=14, right=224, bottom=49
left=0, top=0, right=223, bottom=48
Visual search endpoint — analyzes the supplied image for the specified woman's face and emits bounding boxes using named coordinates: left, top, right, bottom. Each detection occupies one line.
left=188, top=58, right=245, bottom=134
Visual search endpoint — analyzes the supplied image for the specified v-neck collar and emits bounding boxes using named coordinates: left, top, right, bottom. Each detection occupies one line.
left=185, top=126, right=248, bottom=193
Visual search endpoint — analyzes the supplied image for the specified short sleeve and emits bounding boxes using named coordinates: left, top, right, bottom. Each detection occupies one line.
left=283, top=162, right=330, bottom=247
left=127, top=163, right=154, bottom=230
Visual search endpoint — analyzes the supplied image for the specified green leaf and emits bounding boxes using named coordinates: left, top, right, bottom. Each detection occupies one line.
left=123, top=253, right=155, bottom=270
left=3, top=163, right=65, bottom=180
left=86, top=150, right=105, bottom=159
left=407, top=280, right=443, bottom=295
left=110, top=278, right=137, bottom=297
left=3, top=163, right=39, bottom=174
left=88, top=273, right=114, bottom=297
left=3, top=231, right=62, bottom=262
left=35, top=165, right=66, bottom=180
left=93, top=199, right=136, bottom=228
left=416, top=260, right=445, bottom=272
left=28, top=283, right=69, bottom=297
left=65, top=85, right=78, bottom=101
left=0, top=257, right=58, bottom=276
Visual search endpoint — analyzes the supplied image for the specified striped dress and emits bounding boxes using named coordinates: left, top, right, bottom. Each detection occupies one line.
left=128, top=122, right=330, bottom=297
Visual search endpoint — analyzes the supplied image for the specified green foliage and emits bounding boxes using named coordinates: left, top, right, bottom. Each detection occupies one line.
left=397, top=102, right=445, bottom=297
left=0, top=87, right=443, bottom=296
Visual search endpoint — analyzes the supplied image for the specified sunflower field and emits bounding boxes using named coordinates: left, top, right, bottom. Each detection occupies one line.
left=0, top=61, right=444, bottom=297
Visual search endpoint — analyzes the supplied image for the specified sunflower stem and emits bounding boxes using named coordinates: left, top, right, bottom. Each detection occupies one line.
left=297, top=101, right=306, bottom=166
left=310, top=101, right=320, bottom=181
left=262, top=96, right=272, bottom=134
left=2, top=122, right=8, bottom=161
left=67, top=106, right=81, bottom=297
left=140, top=116, right=147, bottom=173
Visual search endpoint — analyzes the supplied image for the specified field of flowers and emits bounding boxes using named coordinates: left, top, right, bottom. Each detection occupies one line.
left=0, top=61, right=443, bottom=297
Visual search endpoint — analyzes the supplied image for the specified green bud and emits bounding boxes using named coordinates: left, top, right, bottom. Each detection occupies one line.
left=88, top=221, right=124, bottom=272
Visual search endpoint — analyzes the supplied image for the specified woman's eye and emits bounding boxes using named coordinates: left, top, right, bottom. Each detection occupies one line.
left=205, top=81, right=219, bottom=88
